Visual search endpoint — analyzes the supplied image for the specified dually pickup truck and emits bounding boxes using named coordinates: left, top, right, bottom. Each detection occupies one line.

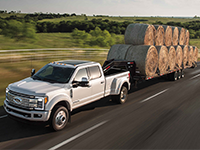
left=4, top=59, right=134, bottom=131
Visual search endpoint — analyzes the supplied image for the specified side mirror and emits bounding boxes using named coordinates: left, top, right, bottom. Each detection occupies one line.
left=72, top=77, right=89, bottom=88
left=79, top=77, right=89, bottom=87
left=31, top=69, right=35, bottom=76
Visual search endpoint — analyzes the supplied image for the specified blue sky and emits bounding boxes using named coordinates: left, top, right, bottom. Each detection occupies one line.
left=0, top=0, right=199, bottom=17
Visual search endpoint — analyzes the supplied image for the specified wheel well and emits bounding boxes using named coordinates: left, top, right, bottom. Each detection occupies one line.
left=122, top=82, right=128, bottom=89
left=54, top=101, right=70, bottom=111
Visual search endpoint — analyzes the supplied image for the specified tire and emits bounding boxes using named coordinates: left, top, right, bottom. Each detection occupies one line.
left=50, top=105, right=69, bottom=131
left=114, top=86, right=128, bottom=104
left=169, top=71, right=178, bottom=81
left=181, top=69, right=184, bottom=78
left=177, top=70, right=181, bottom=80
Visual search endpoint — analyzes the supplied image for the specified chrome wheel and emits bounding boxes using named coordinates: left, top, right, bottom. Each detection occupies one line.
left=55, top=110, right=66, bottom=128
left=51, top=106, right=69, bottom=131
left=120, top=87, right=127, bottom=103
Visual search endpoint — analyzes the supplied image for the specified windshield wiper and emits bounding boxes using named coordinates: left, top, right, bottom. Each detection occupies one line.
left=32, top=75, right=43, bottom=81
left=42, top=78, right=58, bottom=83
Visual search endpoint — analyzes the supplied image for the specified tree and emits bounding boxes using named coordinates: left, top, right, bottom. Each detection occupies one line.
left=1, top=20, right=37, bottom=39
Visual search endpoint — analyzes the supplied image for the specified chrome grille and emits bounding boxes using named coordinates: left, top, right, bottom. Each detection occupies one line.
left=9, top=90, right=35, bottom=99
left=6, top=92, right=38, bottom=109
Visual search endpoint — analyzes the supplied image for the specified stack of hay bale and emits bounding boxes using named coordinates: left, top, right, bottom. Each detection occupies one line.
left=107, top=23, right=198, bottom=78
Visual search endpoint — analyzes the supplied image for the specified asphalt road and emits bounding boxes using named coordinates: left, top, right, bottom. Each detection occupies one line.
left=1, top=63, right=200, bottom=149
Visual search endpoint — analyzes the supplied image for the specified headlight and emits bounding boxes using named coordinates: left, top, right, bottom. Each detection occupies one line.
left=6, top=88, right=9, bottom=93
left=6, top=88, right=10, bottom=101
left=35, top=96, right=48, bottom=110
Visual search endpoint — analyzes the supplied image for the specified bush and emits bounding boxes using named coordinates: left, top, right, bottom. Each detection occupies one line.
left=1, top=20, right=37, bottom=39
left=71, top=27, right=116, bottom=47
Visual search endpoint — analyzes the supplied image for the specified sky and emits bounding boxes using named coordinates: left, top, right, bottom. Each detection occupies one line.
left=0, top=0, right=199, bottom=17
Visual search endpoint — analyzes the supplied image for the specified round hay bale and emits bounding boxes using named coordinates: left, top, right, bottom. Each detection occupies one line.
left=171, top=26, right=179, bottom=45
left=185, top=30, right=190, bottom=45
left=181, top=45, right=188, bottom=68
left=107, top=44, right=131, bottom=60
left=178, top=27, right=186, bottom=45
left=188, top=46, right=193, bottom=66
left=162, top=25, right=172, bottom=46
left=167, top=46, right=176, bottom=70
left=156, top=46, right=169, bottom=74
left=174, top=45, right=183, bottom=69
left=124, top=23, right=154, bottom=45
left=193, top=46, right=198, bottom=63
left=154, top=25, right=164, bottom=46
left=125, top=45, right=158, bottom=77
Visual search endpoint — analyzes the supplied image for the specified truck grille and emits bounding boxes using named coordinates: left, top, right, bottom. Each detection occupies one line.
left=9, top=90, right=35, bottom=99
left=6, top=91, right=38, bottom=110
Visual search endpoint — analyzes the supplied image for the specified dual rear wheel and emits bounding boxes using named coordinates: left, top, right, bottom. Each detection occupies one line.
left=168, top=69, right=184, bottom=81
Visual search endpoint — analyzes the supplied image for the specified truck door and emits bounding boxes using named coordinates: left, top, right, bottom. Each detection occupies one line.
left=88, top=66, right=104, bottom=100
left=72, top=68, right=92, bottom=107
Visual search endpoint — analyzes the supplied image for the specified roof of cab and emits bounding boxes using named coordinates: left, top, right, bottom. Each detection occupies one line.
left=52, top=60, right=98, bottom=68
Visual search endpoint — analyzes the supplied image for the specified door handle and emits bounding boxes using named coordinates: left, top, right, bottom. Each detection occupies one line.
left=101, top=81, right=104, bottom=84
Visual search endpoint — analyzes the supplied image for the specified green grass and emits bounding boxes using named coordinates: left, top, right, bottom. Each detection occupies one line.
left=189, top=39, right=200, bottom=48
left=0, top=96, right=5, bottom=106
left=0, top=13, right=26, bottom=18
left=0, top=33, right=124, bottom=50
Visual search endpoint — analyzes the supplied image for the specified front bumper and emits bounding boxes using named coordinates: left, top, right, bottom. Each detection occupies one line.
left=4, top=100, right=51, bottom=122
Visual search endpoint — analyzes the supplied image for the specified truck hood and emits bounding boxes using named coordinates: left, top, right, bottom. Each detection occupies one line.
left=9, top=77, right=67, bottom=96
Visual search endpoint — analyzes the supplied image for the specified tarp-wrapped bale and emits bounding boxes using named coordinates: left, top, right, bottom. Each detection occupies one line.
left=107, top=44, right=131, bottom=60
left=171, top=26, right=179, bottom=45
left=125, top=45, right=158, bottom=77
left=188, top=46, right=193, bottom=66
left=156, top=46, right=169, bottom=74
left=174, top=45, right=183, bottom=69
left=178, top=27, right=186, bottom=45
left=162, top=25, right=172, bottom=46
left=185, top=30, right=190, bottom=45
left=193, top=46, right=198, bottom=63
left=124, top=23, right=154, bottom=45
left=181, top=45, right=188, bottom=68
left=167, top=46, right=176, bottom=70
left=154, top=25, right=164, bottom=46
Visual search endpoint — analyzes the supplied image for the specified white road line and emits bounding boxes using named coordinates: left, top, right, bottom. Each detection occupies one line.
left=48, top=120, right=108, bottom=150
left=139, top=89, right=169, bottom=103
left=190, top=74, right=200, bottom=80
left=0, top=115, right=8, bottom=119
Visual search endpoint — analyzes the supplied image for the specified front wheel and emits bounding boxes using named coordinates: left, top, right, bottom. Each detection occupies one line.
left=51, top=105, right=69, bottom=131
left=114, top=86, right=128, bottom=104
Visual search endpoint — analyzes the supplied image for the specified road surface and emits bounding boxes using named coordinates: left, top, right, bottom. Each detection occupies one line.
left=1, top=63, right=200, bottom=149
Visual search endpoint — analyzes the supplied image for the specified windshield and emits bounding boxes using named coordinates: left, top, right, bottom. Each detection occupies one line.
left=32, top=64, right=75, bottom=83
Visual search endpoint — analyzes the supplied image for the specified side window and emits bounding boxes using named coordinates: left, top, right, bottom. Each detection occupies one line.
left=89, top=66, right=101, bottom=80
left=74, top=68, right=88, bottom=81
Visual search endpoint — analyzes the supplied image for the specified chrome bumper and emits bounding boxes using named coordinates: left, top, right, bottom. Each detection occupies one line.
left=4, top=100, right=51, bottom=122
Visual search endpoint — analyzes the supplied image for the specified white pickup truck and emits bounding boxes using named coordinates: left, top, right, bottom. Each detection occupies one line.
left=4, top=60, right=133, bottom=131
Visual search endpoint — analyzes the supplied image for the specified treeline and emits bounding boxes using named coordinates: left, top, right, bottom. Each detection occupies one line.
left=1, top=14, right=200, bottom=39
left=24, top=13, right=77, bottom=21
left=36, top=19, right=131, bottom=34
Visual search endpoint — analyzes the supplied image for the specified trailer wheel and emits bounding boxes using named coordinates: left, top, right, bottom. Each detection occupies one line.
left=169, top=71, right=178, bottom=81
left=115, top=86, right=128, bottom=104
left=181, top=69, right=184, bottom=78
left=178, top=70, right=181, bottom=80
left=50, top=105, right=69, bottom=131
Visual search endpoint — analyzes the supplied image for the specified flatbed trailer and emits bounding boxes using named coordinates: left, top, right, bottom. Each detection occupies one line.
left=103, top=59, right=197, bottom=87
